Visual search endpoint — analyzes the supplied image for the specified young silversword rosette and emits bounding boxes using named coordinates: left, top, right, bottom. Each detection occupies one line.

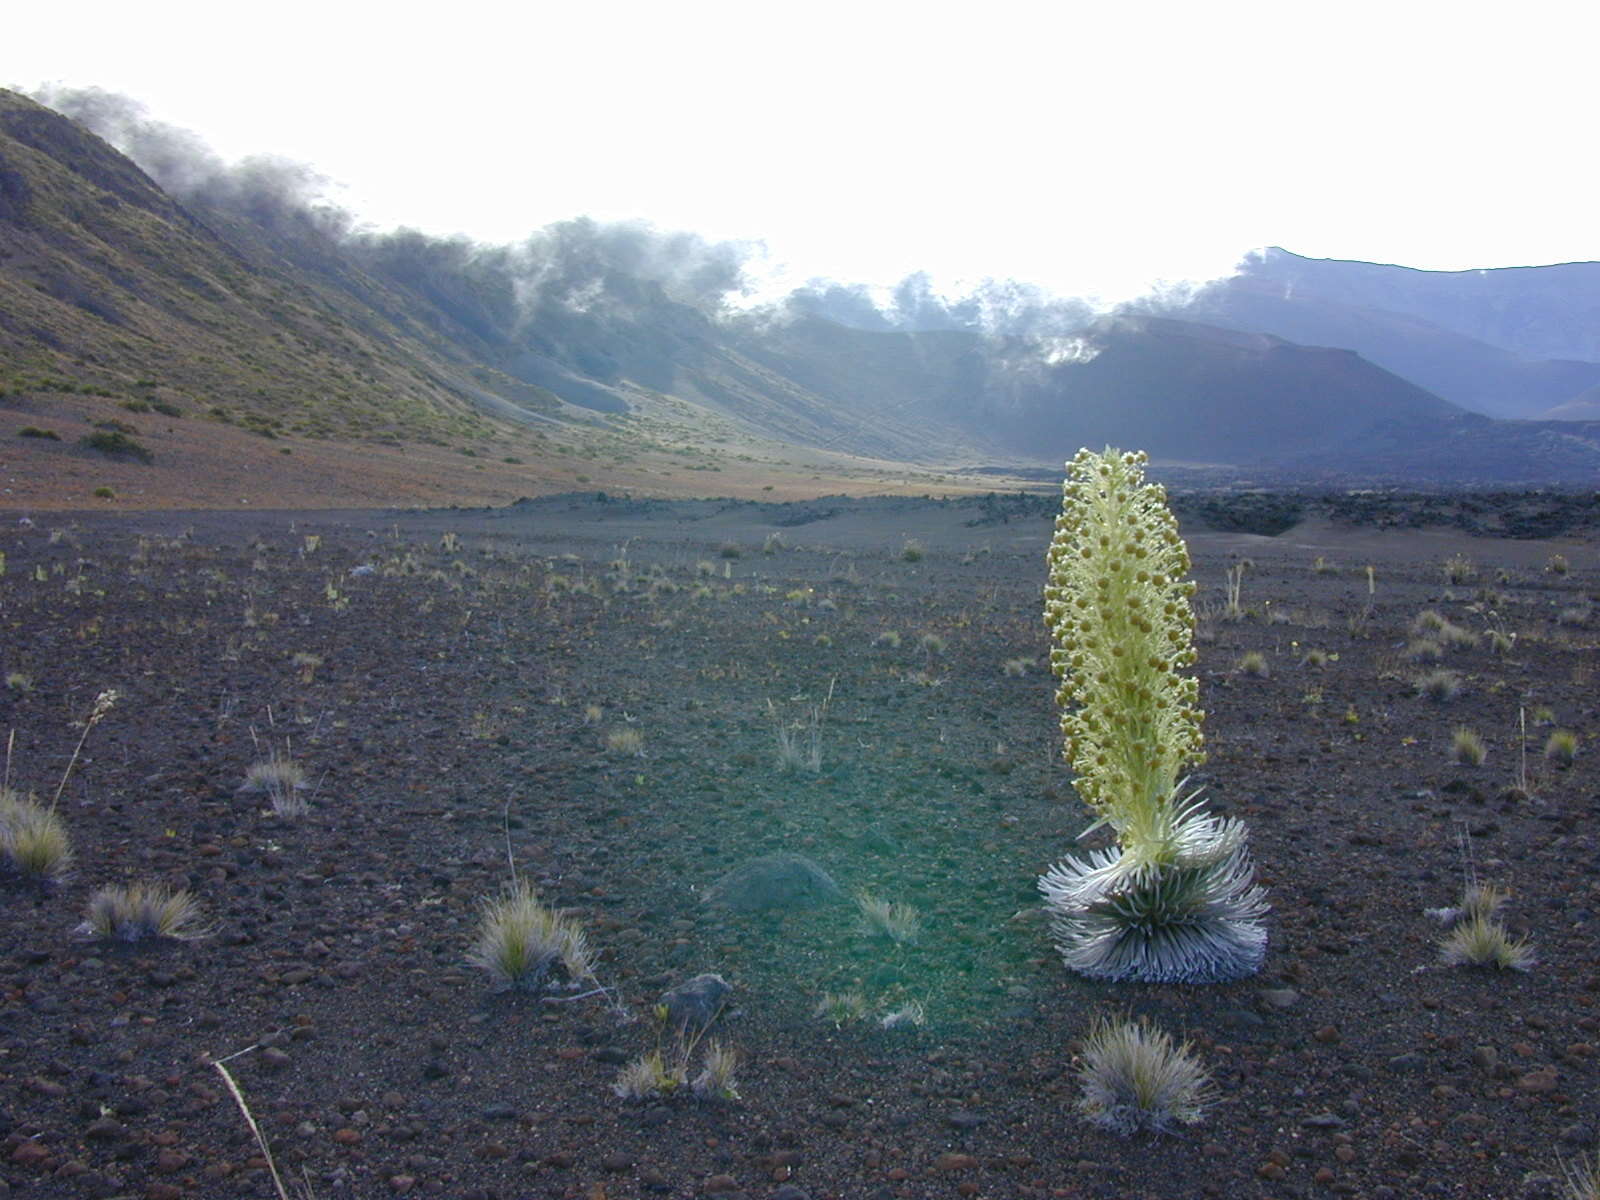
left=1039, top=448, right=1268, bottom=983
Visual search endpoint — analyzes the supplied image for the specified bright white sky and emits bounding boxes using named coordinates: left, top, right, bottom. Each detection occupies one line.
left=9, top=0, right=1597, bottom=304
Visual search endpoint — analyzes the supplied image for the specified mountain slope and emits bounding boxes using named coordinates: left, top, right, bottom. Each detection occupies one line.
left=6, top=88, right=1600, bottom=495
left=0, top=89, right=543, bottom=443
left=1187, top=248, right=1600, bottom=418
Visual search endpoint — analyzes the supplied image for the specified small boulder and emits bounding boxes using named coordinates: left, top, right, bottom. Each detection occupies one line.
left=703, top=852, right=843, bottom=912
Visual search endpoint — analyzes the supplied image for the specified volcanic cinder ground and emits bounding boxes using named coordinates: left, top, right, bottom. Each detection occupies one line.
left=0, top=493, right=1595, bottom=1200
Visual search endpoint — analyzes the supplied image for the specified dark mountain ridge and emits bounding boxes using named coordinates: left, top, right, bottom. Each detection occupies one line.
left=1185, top=247, right=1600, bottom=419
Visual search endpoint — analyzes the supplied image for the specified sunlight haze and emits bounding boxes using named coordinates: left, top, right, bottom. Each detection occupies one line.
left=10, top=0, right=1597, bottom=304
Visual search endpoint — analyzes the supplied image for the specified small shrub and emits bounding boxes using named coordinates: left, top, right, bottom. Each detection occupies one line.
left=1438, top=622, right=1479, bottom=650
left=1487, top=629, right=1515, bottom=655
left=1235, top=650, right=1269, bottom=678
left=1557, top=605, right=1591, bottom=627
left=879, top=1000, right=927, bottom=1030
left=873, top=631, right=901, bottom=649
left=1300, top=648, right=1329, bottom=668
left=0, top=789, right=72, bottom=882
left=1545, top=730, right=1579, bottom=765
left=80, top=883, right=209, bottom=941
left=1545, top=553, right=1570, bottom=577
left=718, top=542, right=742, bottom=559
left=1001, top=657, right=1030, bottom=677
left=468, top=880, right=591, bottom=991
left=1414, top=669, right=1462, bottom=702
left=92, top=486, right=115, bottom=500
left=1312, top=556, right=1336, bottom=575
left=150, top=401, right=183, bottom=417
left=1077, top=1016, right=1213, bottom=1135
left=917, top=633, right=947, bottom=654
left=1440, top=915, right=1533, bottom=971
left=1450, top=728, right=1487, bottom=766
left=900, top=539, right=925, bottom=563
left=16, top=426, right=59, bottom=440
left=79, top=430, right=153, bottom=463
left=5, top=672, right=31, bottom=694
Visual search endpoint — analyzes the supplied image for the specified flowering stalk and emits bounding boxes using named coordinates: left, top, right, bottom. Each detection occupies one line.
left=1044, top=448, right=1203, bottom=870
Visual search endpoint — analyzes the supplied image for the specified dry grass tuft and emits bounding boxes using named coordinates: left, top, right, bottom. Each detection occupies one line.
left=0, top=788, right=72, bottom=882
left=1450, top=727, right=1487, bottom=766
left=1077, top=1015, right=1213, bottom=1135
left=81, top=883, right=210, bottom=941
left=468, top=881, right=592, bottom=992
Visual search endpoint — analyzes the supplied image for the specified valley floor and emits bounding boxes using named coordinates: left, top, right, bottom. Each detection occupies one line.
left=0, top=498, right=1595, bottom=1199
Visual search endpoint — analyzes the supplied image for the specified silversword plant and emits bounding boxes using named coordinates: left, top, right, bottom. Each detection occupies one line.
left=1038, top=448, right=1267, bottom=983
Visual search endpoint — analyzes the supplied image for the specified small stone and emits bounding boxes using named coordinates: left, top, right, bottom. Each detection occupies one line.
left=1387, top=1052, right=1427, bottom=1074
left=601, top=1152, right=633, bottom=1172
left=659, top=974, right=733, bottom=1033
left=85, top=1117, right=126, bottom=1140
left=1472, top=1046, right=1499, bottom=1073
left=1313, top=1026, right=1341, bottom=1044
left=1257, top=1162, right=1287, bottom=1181
left=259, top=1048, right=291, bottom=1072
left=947, top=1110, right=984, bottom=1130
left=934, top=1152, right=978, bottom=1171
left=388, top=1177, right=416, bottom=1194
left=332, top=1129, right=361, bottom=1145
left=481, top=1103, right=517, bottom=1121
left=1259, top=988, right=1300, bottom=1009
left=1518, top=1067, right=1559, bottom=1093
left=701, top=1174, right=738, bottom=1194
left=12, top=1140, right=53, bottom=1169
left=1302, top=1113, right=1344, bottom=1129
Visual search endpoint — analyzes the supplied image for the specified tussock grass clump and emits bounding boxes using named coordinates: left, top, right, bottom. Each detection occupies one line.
left=604, top=727, right=644, bottom=755
left=1442, top=554, right=1476, bottom=585
left=239, top=753, right=309, bottom=817
left=1077, top=1016, right=1213, bottom=1135
left=81, top=883, right=209, bottom=941
left=1562, top=1153, right=1600, bottom=1200
left=1235, top=651, right=1269, bottom=678
left=468, top=881, right=592, bottom=992
left=815, top=991, right=870, bottom=1026
left=1557, top=604, right=1591, bottom=627
left=4, top=672, right=30, bottom=694
left=856, top=892, right=923, bottom=944
left=1450, top=728, right=1487, bottom=766
left=1412, top=609, right=1448, bottom=635
left=873, top=631, right=901, bottom=649
left=1545, top=553, right=1570, bottom=577
left=1405, top=637, right=1444, bottom=662
left=1545, top=730, right=1579, bottom=765
left=1300, top=648, right=1329, bottom=669
left=1440, top=915, right=1534, bottom=971
left=1001, top=657, right=1031, bottom=677
left=0, top=789, right=72, bottom=882
left=917, top=632, right=947, bottom=654
left=900, top=539, right=925, bottom=563
left=1413, top=669, right=1462, bottom=702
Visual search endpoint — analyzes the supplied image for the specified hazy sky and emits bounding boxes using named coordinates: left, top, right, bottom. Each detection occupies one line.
left=10, top=0, right=1597, bottom=303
